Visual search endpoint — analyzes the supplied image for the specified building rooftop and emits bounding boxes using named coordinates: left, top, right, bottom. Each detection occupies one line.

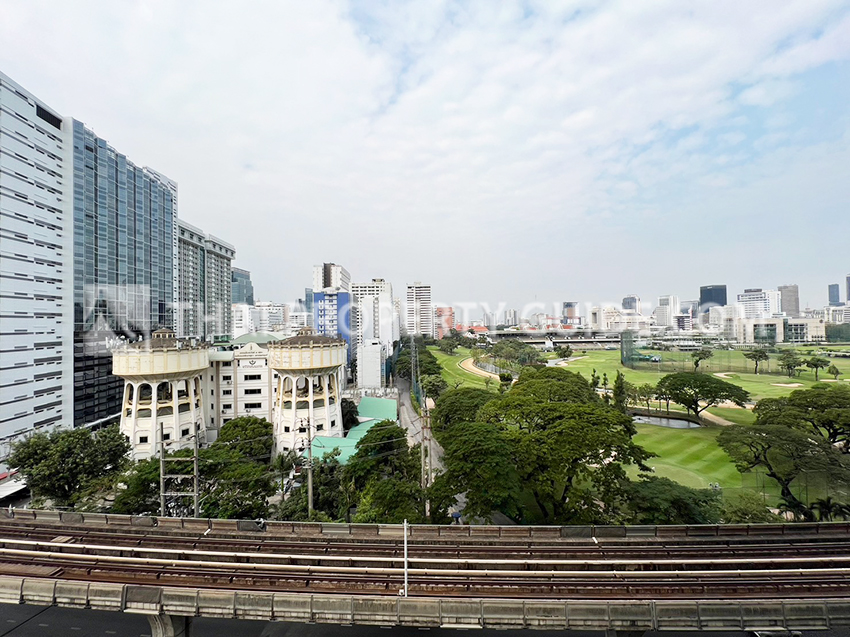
left=231, top=331, right=287, bottom=346
left=304, top=397, right=398, bottom=465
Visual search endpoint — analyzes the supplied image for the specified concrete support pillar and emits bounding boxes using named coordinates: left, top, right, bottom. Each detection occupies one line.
left=188, top=377, right=197, bottom=435
left=151, top=383, right=159, bottom=454
left=146, top=614, right=192, bottom=637
left=172, top=380, right=180, bottom=443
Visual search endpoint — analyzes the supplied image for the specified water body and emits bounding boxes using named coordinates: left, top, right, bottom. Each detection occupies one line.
left=633, top=415, right=700, bottom=429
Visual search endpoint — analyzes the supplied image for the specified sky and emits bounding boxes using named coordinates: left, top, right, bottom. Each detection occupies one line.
left=2, top=0, right=849, bottom=317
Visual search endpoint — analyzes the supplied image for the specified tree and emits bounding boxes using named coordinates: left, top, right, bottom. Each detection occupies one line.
left=718, top=424, right=850, bottom=514
left=811, top=496, right=844, bottom=522
left=438, top=340, right=458, bottom=355
left=777, top=350, right=803, bottom=378
left=626, top=477, right=721, bottom=525
left=743, top=349, right=769, bottom=375
left=554, top=345, right=573, bottom=359
left=612, top=371, right=629, bottom=414
left=8, top=425, right=130, bottom=508
left=214, top=416, right=273, bottom=463
left=341, top=398, right=359, bottom=432
left=112, top=457, right=160, bottom=515
left=344, top=421, right=420, bottom=490
left=691, top=348, right=714, bottom=372
left=805, top=356, right=830, bottom=381
left=636, top=383, right=656, bottom=411
left=275, top=450, right=349, bottom=522
left=199, top=445, right=275, bottom=520
left=656, top=372, right=749, bottom=417
left=828, top=364, right=842, bottom=380
left=721, top=491, right=782, bottom=524
left=755, top=384, right=850, bottom=452
left=420, top=374, right=448, bottom=400
left=431, top=387, right=496, bottom=438
left=437, top=421, right=521, bottom=522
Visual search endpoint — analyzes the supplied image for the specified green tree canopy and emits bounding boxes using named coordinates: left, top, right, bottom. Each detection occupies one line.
left=9, top=425, right=130, bottom=508
left=691, top=348, right=714, bottom=372
left=626, top=476, right=721, bottom=525
left=754, top=384, right=850, bottom=451
left=777, top=350, right=803, bottom=377
left=656, top=372, right=749, bottom=417
left=721, top=491, right=782, bottom=524
left=743, top=349, right=770, bottom=374
left=431, top=387, right=496, bottom=436
left=420, top=374, right=448, bottom=400
left=213, top=416, right=273, bottom=463
left=805, top=356, right=831, bottom=381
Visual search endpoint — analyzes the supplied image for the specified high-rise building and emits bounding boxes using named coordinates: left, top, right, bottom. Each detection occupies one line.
left=231, top=267, right=254, bottom=305
left=406, top=283, right=434, bottom=338
left=699, top=285, right=727, bottom=312
left=71, top=122, right=178, bottom=428
left=252, top=301, right=289, bottom=332
left=737, top=288, right=781, bottom=319
left=829, top=284, right=841, bottom=307
left=622, top=295, right=640, bottom=312
left=846, top=274, right=850, bottom=305
left=680, top=300, right=700, bottom=317
left=434, top=307, right=455, bottom=339
left=231, top=303, right=255, bottom=338
left=351, top=279, right=398, bottom=353
left=312, top=263, right=350, bottom=292
left=505, top=309, right=519, bottom=326
left=777, top=284, right=800, bottom=317
left=561, top=302, right=580, bottom=326
left=313, top=290, right=352, bottom=360
left=654, top=295, right=680, bottom=327
left=176, top=220, right=235, bottom=340
left=0, top=72, right=73, bottom=442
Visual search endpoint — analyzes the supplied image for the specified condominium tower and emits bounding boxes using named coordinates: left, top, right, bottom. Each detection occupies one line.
left=406, top=283, right=434, bottom=338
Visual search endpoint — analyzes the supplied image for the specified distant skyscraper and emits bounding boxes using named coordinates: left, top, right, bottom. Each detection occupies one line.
left=231, top=267, right=254, bottom=305
left=406, top=283, right=434, bottom=338
left=561, top=302, right=580, bottom=326
left=777, top=284, right=800, bottom=317
left=177, top=220, right=235, bottom=340
left=829, top=283, right=841, bottom=307
left=655, top=295, right=680, bottom=327
left=351, top=278, right=398, bottom=353
left=680, top=300, right=700, bottom=317
left=313, top=290, right=352, bottom=361
left=622, top=295, right=640, bottom=312
left=737, top=288, right=781, bottom=318
left=846, top=274, right=850, bottom=304
left=434, top=307, right=455, bottom=339
left=699, top=285, right=727, bottom=312
left=313, top=263, right=350, bottom=292
left=505, top=309, right=519, bottom=326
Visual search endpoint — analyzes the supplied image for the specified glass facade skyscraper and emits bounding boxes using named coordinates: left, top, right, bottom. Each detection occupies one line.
left=699, top=284, right=727, bottom=313
left=231, top=267, right=254, bottom=305
left=829, top=283, right=841, bottom=307
left=71, top=120, right=177, bottom=427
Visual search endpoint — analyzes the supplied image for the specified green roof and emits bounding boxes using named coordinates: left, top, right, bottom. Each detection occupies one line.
left=304, top=398, right=398, bottom=465
left=356, top=396, right=398, bottom=422
left=230, top=331, right=286, bottom=345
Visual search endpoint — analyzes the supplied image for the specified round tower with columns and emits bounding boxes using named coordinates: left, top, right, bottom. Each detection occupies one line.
left=267, top=328, right=346, bottom=454
left=112, top=328, right=209, bottom=460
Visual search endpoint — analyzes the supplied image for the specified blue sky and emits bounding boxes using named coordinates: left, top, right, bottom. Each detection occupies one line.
left=1, top=0, right=848, bottom=314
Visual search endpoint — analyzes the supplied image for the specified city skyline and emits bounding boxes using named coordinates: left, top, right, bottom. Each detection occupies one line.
left=1, top=2, right=848, bottom=309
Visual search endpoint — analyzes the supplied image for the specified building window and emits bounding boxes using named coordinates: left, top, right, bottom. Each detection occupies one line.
left=223, top=389, right=232, bottom=395
left=139, top=436, right=148, bottom=444
left=245, top=402, right=262, bottom=409
left=163, top=433, right=171, bottom=441
left=244, top=374, right=261, bottom=381
left=244, top=388, right=261, bottom=395
left=222, top=403, right=232, bottom=410
left=222, top=375, right=231, bottom=381
left=181, top=428, right=190, bottom=437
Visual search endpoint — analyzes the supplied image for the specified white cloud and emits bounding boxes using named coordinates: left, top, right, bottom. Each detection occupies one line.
left=0, top=0, right=848, bottom=308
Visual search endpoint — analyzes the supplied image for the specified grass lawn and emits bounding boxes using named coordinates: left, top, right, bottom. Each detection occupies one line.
left=705, top=406, right=756, bottom=425
left=429, top=346, right=491, bottom=390
left=631, top=423, right=742, bottom=489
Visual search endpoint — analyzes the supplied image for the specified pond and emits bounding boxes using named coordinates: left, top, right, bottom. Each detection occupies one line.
left=632, top=414, right=701, bottom=429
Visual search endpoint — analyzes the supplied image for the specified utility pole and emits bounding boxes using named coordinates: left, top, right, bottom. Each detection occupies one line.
left=159, top=420, right=201, bottom=518
left=298, top=417, right=314, bottom=517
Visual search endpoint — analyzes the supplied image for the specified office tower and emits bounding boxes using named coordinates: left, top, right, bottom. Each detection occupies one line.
left=622, top=295, right=640, bottom=312
left=406, top=283, right=434, bottom=338
left=655, top=295, right=680, bottom=327
left=312, top=263, right=350, bottom=292
left=737, top=288, right=781, bottom=319
left=0, top=72, right=73, bottom=441
left=680, top=300, right=700, bottom=317
left=252, top=301, right=289, bottom=332
left=504, top=308, right=519, bottom=326
left=434, top=307, right=455, bottom=339
left=829, top=284, right=841, bottom=307
left=777, top=284, right=800, bottom=317
left=231, top=267, right=254, bottom=305
left=561, top=302, right=580, bottom=326
left=71, top=121, right=178, bottom=428
left=177, top=220, right=235, bottom=340
left=351, top=279, right=398, bottom=352
left=847, top=274, right=850, bottom=304
left=699, top=285, right=727, bottom=312
left=313, top=290, right=352, bottom=360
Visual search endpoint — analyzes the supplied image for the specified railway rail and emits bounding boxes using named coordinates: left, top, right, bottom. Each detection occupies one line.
left=0, top=516, right=849, bottom=599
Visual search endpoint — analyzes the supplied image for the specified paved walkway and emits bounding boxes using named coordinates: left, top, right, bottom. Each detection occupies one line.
left=458, top=357, right=500, bottom=380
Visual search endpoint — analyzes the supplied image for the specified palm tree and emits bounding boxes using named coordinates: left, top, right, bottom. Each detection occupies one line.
left=812, top=496, right=841, bottom=522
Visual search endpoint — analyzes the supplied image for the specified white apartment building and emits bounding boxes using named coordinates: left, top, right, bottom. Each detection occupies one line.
left=654, top=295, right=680, bottom=328
left=406, top=282, right=434, bottom=338
left=708, top=304, right=745, bottom=328
left=0, top=72, right=74, bottom=445
left=177, top=219, right=235, bottom=340
left=312, top=263, right=350, bottom=292
left=351, top=278, right=399, bottom=355
left=723, top=317, right=826, bottom=344
left=737, top=288, right=781, bottom=319
left=357, top=339, right=387, bottom=389
left=252, top=301, right=290, bottom=332
left=231, top=303, right=255, bottom=338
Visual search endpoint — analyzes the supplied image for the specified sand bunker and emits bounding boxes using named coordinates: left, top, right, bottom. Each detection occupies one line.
left=771, top=383, right=803, bottom=387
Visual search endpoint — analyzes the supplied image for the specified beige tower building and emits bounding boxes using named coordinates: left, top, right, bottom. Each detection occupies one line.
left=267, top=329, right=346, bottom=454
left=112, top=329, right=210, bottom=460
